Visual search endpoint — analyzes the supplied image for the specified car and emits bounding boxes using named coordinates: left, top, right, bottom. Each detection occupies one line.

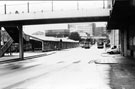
left=97, top=41, right=104, bottom=48
left=105, top=43, right=111, bottom=48
left=84, top=43, right=90, bottom=49
left=106, top=46, right=120, bottom=54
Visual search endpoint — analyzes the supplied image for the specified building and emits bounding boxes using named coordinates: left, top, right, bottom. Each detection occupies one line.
left=107, top=0, right=135, bottom=58
left=69, top=23, right=93, bottom=39
left=107, top=0, right=112, bottom=9
left=45, top=29, right=70, bottom=38
left=93, top=27, right=106, bottom=36
left=108, top=30, right=119, bottom=49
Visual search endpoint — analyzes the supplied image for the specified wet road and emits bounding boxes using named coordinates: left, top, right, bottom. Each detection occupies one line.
left=0, top=45, right=111, bottom=89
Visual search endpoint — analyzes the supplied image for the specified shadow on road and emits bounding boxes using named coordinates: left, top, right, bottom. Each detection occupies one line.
left=0, top=52, right=56, bottom=64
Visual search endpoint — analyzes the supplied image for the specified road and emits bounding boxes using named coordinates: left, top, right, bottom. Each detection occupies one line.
left=0, top=45, right=111, bottom=89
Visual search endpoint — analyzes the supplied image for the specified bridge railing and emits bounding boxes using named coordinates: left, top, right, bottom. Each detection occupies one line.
left=0, top=1, right=113, bottom=15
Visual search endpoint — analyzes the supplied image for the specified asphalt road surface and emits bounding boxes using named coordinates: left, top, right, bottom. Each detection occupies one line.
left=0, top=45, right=111, bottom=89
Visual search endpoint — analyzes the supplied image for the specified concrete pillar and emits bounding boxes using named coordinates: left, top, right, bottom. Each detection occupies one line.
left=18, top=25, right=24, bottom=59
left=119, top=30, right=122, bottom=54
left=42, top=41, right=45, bottom=52
left=123, top=30, right=128, bottom=56
left=120, top=30, right=124, bottom=56
left=0, top=27, right=1, bottom=56
left=133, top=51, right=135, bottom=58
left=0, top=27, right=1, bottom=49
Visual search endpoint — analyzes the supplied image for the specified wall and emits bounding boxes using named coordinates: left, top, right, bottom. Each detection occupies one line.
left=108, top=30, right=119, bottom=48
left=127, top=25, right=135, bottom=57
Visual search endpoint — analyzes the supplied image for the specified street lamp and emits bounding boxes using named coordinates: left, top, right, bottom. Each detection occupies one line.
left=77, top=0, right=79, bottom=10
left=103, top=0, right=105, bottom=9
left=52, top=0, right=54, bottom=11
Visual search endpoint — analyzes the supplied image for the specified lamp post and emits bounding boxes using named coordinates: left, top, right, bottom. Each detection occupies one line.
left=103, top=0, right=105, bottom=9
left=77, top=0, right=79, bottom=10
left=0, top=27, right=1, bottom=49
left=4, top=4, right=6, bottom=14
left=52, top=0, right=54, bottom=11
left=27, top=2, right=30, bottom=13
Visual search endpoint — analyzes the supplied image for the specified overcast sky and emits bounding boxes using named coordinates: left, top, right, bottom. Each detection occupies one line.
left=0, top=1, right=107, bottom=13
left=0, top=1, right=107, bottom=35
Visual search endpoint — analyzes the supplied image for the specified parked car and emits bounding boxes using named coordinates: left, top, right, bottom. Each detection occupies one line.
left=106, top=46, right=120, bottom=54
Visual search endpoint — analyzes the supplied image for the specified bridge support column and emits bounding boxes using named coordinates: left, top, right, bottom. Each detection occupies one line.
left=42, top=41, right=45, bottom=52
left=18, top=25, right=24, bottom=59
left=123, top=29, right=128, bottom=56
left=0, top=27, right=1, bottom=49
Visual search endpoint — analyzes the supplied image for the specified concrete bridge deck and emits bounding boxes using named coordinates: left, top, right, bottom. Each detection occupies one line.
left=0, top=9, right=110, bottom=26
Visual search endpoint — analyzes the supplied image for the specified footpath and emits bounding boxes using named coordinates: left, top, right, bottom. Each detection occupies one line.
left=95, top=52, right=135, bottom=89
left=0, top=47, right=135, bottom=89
left=0, top=51, right=56, bottom=70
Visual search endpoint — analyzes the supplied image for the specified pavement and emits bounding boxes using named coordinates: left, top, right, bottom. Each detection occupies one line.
left=1, top=46, right=135, bottom=66
left=95, top=52, right=135, bottom=65
left=0, top=46, right=135, bottom=89
left=0, top=51, right=56, bottom=69
left=0, top=51, right=56, bottom=62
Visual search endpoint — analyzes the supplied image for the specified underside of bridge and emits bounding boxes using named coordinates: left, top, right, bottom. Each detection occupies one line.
left=0, top=16, right=109, bottom=27
left=107, top=0, right=135, bottom=29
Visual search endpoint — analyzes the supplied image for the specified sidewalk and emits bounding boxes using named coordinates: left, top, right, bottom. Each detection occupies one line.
left=95, top=53, right=135, bottom=65
left=0, top=51, right=56, bottom=63
left=95, top=52, right=135, bottom=89
left=0, top=48, right=76, bottom=69
left=0, top=51, right=56, bottom=70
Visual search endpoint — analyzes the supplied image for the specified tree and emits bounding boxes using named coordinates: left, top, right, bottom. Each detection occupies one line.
left=68, top=32, right=81, bottom=41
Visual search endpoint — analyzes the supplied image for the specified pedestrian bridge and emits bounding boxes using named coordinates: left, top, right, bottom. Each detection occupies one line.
left=0, top=8, right=110, bottom=26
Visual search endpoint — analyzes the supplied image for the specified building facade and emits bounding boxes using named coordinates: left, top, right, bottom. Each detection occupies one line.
left=107, top=0, right=135, bottom=58
left=45, top=29, right=70, bottom=38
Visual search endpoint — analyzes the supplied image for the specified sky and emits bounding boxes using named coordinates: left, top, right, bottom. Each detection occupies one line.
left=0, top=1, right=108, bottom=35
left=0, top=1, right=107, bottom=13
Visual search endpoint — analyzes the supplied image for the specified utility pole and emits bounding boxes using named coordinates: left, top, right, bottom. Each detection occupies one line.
left=103, top=0, right=105, bottom=9
left=4, top=4, right=6, bottom=14
left=0, top=27, right=1, bottom=49
left=52, top=0, right=54, bottom=12
left=77, top=0, right=79, bottom=10
left=27, top=2, right=30, bottom=13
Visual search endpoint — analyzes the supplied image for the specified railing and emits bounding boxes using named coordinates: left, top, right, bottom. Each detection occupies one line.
left=0, top=30, right=14, bottom=57
left=0, top=1, right=112, bottom=15
left=0, top=37, right=13, bottom=57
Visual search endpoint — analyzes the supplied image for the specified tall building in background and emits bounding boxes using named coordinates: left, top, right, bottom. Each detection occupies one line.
left=45, top=29, right=70, bottom=37
left=92, top=23, right=96, bottom=36
left=108, top=30, right=119, bottom=48
left=107, top=0, right=112, bottom=9
left=93, top=27, right=106, bottom=36
left=69, top=23, right=93, bottom=38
